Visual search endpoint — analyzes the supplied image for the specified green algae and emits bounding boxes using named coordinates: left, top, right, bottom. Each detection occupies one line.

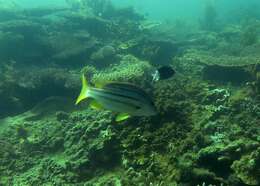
left=231, top=147, right=260, bottom=185
left=1, top=68, right=259, bottom=185
left=0, top=1, right=260, bottom=186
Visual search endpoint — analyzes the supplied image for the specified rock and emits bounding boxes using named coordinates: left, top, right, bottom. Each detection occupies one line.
left=231, top=147, right=260, bottom=185
left=63, top=110, right=120, bottom=179
left=56, top=111, right=70, bottom=122
left=129, top=38, right=179, bottom=65
left=48, top=32, right=98, bottom=65
left=62, top=14, right=113, bottom=38
left=203, top=65, right=254, bottom=85
left=0, top=20, right=42, bottom=34
left=197, top=139, right=259, bottom=184
left=0, top=20, right=53, bottom=63
left=183, top=49, right=259, bottom=84
left=0, top=32, right=24, bottom=61
left=90, top=45, right=116, bottom=66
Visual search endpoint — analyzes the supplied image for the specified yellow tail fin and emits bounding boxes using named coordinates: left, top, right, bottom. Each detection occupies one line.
left=75, top=74, right=89, bottom=105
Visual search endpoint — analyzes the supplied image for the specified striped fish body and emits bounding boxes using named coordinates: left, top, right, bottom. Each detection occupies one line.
left=76, top=75, right=157, bottom=120
left=88, top=83, right=155, bottom=116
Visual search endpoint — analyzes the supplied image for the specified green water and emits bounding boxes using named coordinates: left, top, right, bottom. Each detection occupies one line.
left=0, top=0, right=259, bottom=185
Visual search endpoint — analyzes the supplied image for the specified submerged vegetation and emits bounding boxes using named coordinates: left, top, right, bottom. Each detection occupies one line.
left=0, top=0, right=259, bottom=185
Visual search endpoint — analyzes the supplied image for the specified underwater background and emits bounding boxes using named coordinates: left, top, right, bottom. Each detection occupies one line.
left=0, top=0, right=259, bottom=185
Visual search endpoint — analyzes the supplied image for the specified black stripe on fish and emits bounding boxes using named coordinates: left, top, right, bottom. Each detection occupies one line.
left=94, top=88, right=144, bottom=103
left=104, top=83, right=151, bottom=101
left=94, top=89, right=141, bottom=109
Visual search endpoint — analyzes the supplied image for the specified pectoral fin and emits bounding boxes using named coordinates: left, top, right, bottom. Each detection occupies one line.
left=90, top=100, right=103, bottom=110
left=116, top=113, right=131, bottom=122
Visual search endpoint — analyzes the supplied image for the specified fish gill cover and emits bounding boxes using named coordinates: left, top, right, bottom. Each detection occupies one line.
left=0, top=0, right=259, bottom=185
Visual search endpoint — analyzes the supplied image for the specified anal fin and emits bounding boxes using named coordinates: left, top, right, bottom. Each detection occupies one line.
left=90, top=100, right=103, bottom=110
left=116, top=113, right=130, bottom=122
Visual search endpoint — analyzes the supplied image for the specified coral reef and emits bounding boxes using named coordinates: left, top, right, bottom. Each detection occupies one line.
left=0, top=65, right=80, bottom=118
left=90, top=45, right=116, bottom=66
left=183, top=49, right=260, bottom=67
left=181, top=49, right=259, bottom=84
left=240, top=24, right=258, bottom=46
left=92, top=54, right=153, bottom=84
left=231, top=147, right=260, bottom=185
left=0, top=1, right=260, bottom=186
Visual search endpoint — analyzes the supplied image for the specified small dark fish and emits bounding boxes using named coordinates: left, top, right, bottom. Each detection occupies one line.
left=152, top=66, right=175, bottom=82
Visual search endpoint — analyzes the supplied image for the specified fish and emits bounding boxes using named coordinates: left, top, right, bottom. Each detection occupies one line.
left=152, top=65, right=175, bottom=82
left=75, top=75, right=157, bottom=122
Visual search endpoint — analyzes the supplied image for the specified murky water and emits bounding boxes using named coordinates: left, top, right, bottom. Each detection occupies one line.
left=0, top=0, right=259, bottom=185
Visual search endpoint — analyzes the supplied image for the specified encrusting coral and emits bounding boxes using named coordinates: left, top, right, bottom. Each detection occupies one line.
left=0, top=1, right=260, bottom=186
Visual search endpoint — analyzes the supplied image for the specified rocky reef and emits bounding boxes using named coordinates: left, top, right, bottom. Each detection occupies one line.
left=0, top=1, right=259, bottom=185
